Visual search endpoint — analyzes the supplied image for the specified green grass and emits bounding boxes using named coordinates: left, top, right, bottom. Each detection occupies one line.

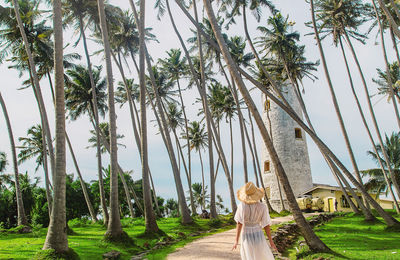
left=286, top=212, right=400, bottom=260
left=0, top=216, right=235, bottom=260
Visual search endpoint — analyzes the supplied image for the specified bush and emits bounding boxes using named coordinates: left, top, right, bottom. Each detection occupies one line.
left=208, top=218, right=222, bottom=228
left=68, top=218, right=90, bottom=228
left=120, top=218, right=135, bottom=228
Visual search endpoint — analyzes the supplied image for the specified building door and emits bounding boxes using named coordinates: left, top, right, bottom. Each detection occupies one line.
left=328, top=198, right=334, bottom=212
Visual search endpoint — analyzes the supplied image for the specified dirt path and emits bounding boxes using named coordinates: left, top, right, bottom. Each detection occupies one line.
left=166, top=213, right=318, bottom=260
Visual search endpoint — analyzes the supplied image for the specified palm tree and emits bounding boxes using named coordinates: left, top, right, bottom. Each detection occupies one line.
left=202, top=0, right=331, bottom=252
left=313, top=0, right=400, bottom=212
left=129, top=0, right=193, bottom=224
left=191, top=183, right=210, bottom=213
left=62, top=0, right=110, bottom=225
left=136, top=0, right=160, bottom=233
left=17, top=124, right=52, bottom=215
left=158, top=49, right=197, bottom=213
left=64, top=64, right=110, bottom=223
left=183, top=121, right=208, bottom=212
left=97, top=0, right=126, bottom=240
left=373, top=62, right=400, bottom=103
left=87, top=122, right=126, bottom=153
left=160, top=0, right=237, bottom=217
left=2, top=0, right=56, bottom=188
left=0, top=92, right=28, bottom=226
left=364, top=132, right=400, bottom=200
left=227, top=35, right=255, bottom=183
left=43, top=0, right=68, bottom=252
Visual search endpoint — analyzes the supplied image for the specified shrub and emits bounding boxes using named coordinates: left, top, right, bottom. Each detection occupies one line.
left=208, top=218, right=222, bottom=228
left=68, top=218, right=90, bottom=228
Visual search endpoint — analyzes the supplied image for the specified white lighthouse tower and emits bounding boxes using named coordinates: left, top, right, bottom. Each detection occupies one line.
left=261, top=83, right=313, bottom=212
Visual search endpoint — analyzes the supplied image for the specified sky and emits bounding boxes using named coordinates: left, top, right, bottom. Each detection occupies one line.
left=0, top=0, right=398, bottom=211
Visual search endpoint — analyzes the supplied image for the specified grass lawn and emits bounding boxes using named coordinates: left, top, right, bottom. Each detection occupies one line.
left=286, top=212, right=400, bottom=260
left=0, top=216, right=235, bottom=260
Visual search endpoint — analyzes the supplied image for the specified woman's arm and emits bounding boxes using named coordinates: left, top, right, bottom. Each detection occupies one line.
left=264, top=225, right=278, bottom=252
left=232, top=222, right=243, bottom=250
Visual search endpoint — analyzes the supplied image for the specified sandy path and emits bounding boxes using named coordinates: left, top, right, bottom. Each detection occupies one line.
left=166, top=213, right=318, bottom=260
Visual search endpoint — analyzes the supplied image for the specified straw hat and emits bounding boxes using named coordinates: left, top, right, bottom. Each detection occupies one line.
left=237, top=182, right=264, bottom=204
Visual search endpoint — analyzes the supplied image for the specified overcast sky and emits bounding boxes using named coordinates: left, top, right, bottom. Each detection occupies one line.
left=0, top=0, right=397, bottom=210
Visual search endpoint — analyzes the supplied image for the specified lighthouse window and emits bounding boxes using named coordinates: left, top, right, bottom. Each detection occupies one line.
left=264, top=161, right=271, bottom=172
left=295, top=128, right=302, bottom=139
left=264, top=99, right=271, bottom=111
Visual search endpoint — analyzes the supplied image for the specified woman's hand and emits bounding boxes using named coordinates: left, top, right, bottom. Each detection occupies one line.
left=270, top=240, right=278, bottom=252
left=232, top=242, right=239, bottom=250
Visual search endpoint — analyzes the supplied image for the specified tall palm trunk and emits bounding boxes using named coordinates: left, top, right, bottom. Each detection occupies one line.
left=173, top=0, right=236, bottom=215
left=192, top=0, right=217, bottom=218
left=390, top=28, right=400, bottom=68
left=97, top=0, right=123, bottom=238
left=230, top=79, right=248, bottom=183
left=342, top=28, right=400, bottom=203
left=11, top=0, right=56, bottom=187
left=172, top=129, right=195, bottom=215
left=41, top=123, right=52, bottom=217
left=112, top=52, right=157, bottom=217
left=43, top=0, right=68, bottom=252
left=48, top=66, right=99, bottom=222
left=176, top=78, right=196, bottom=215
left=79, top=14, right=109, bottom=224
left=66, top=134, right=98, bottom=221
left=0, top=92, right=28, bottom=226
left=202, top=0, right=330, bottom=251
left=339, top=33, right=400, bottom=213
left=139, top=0, right=159, bottom=233
left=199, top=150, right=206, bottom=211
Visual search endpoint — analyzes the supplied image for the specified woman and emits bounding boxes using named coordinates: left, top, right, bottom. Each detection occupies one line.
left=232, top=182, right=277, bottom=259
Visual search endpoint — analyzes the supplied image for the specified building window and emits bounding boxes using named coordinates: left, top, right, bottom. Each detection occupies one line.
left=295, top=128, right=302, bottom=139
left=264, top=99, right=271, bottom=111
left=264, top=161, right=271, bottom=172
left=341, top=195, right=351, bottom=208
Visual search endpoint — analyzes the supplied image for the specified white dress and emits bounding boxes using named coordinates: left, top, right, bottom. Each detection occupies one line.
left=234, top=202, right=274, bottom=260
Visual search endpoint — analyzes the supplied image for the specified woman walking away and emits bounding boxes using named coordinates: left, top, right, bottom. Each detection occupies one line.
left=232, top=182, right=277, bottom=259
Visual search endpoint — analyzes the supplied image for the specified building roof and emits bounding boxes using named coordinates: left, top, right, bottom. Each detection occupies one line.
left=301, top=183, right=362, bottom=196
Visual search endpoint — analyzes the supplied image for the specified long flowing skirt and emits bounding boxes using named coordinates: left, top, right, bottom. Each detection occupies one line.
left=240, top=225, right=274, bottom=260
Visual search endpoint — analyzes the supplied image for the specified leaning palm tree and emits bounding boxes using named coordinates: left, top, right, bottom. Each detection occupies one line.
left=43, top=0, right=68, bottom=252
left=2, top=0, right=56, bottom=187
left=183, top=121, right=208, bottom=212
left=201, top=0, right=331, bottom=252
left=313, top=0, right=400, bottom=211
left=158, top=0, right=236, bottom=217
left=0, top=91, right=28, bottom=226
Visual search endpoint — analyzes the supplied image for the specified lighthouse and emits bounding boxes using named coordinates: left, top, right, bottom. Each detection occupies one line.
left=261, top=83, right=313, bottom=212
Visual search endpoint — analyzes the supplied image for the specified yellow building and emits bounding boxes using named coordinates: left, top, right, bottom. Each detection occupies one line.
left=300, top=183, right=395, bottom=213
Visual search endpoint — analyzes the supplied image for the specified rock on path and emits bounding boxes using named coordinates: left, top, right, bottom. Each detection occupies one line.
left=166, top=213, right=319, bottom=260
